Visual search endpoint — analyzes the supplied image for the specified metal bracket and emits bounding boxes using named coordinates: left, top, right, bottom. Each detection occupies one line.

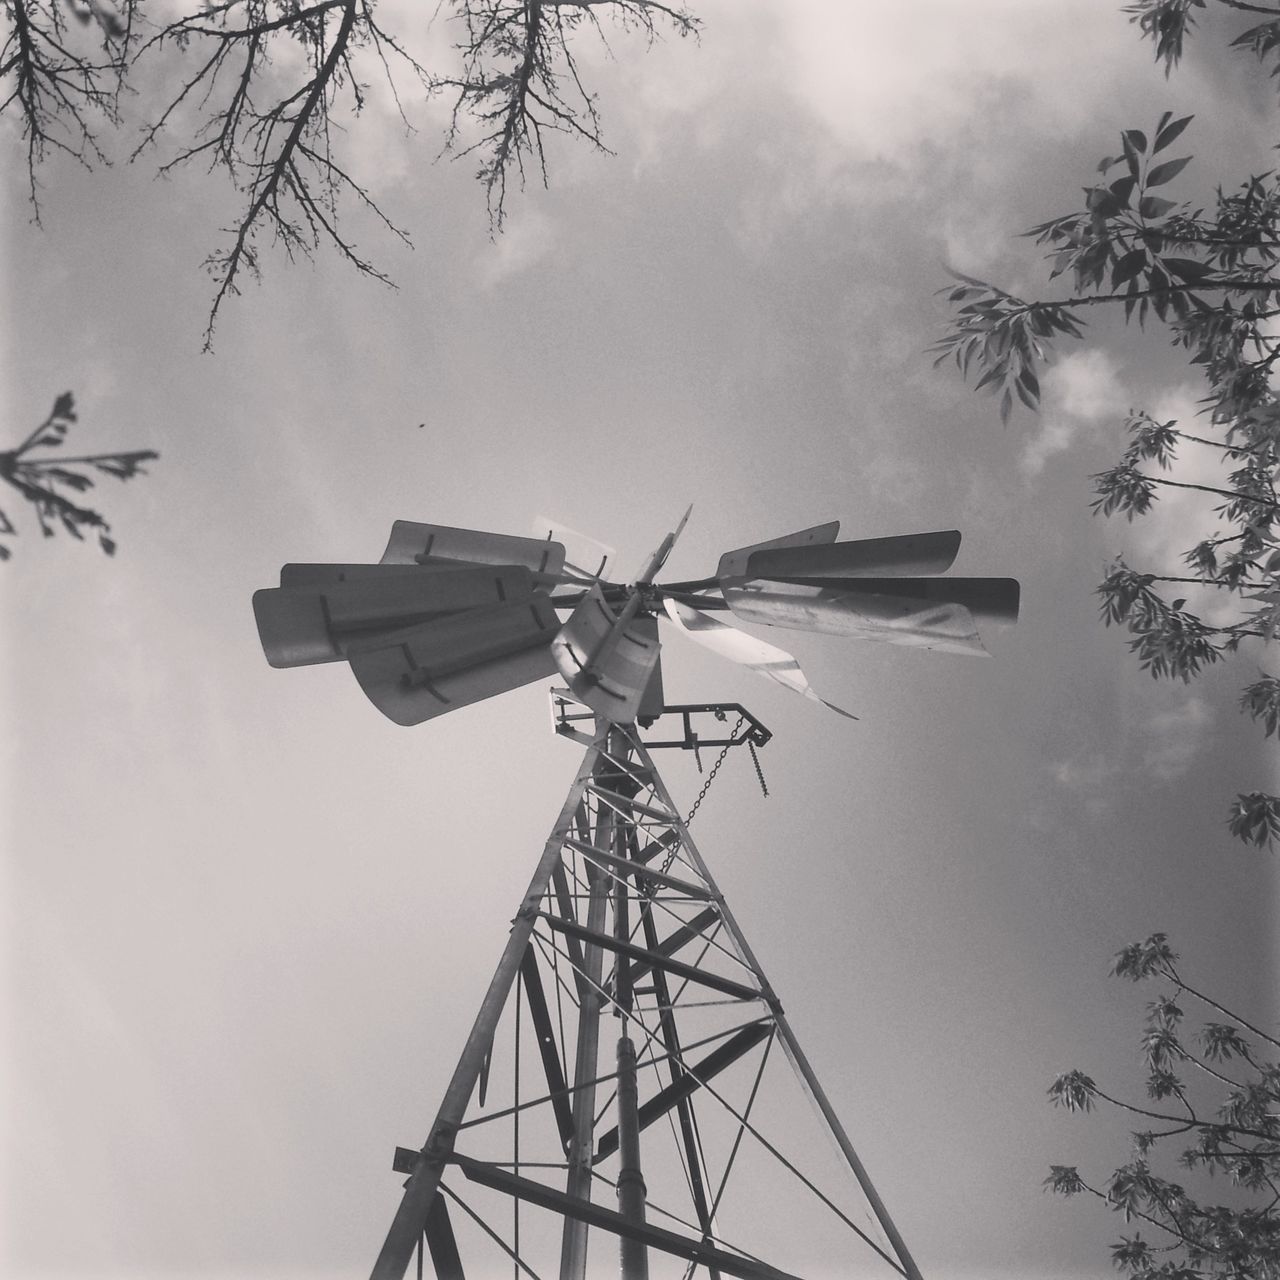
left=639, top=703, right=771, bottom=751
left=549, top=690, right=770, bottom=750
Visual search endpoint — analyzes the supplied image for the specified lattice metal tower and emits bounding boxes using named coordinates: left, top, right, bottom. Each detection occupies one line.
left=253, top=515, right=1019, bottom=1280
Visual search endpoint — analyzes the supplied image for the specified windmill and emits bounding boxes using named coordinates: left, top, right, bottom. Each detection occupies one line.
left=253, top=515, right=1019, bottom=1280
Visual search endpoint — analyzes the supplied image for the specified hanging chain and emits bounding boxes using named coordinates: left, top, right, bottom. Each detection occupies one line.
left=683, top=714, right=745, bottom=828
left=747, top=737, right=769, bottom=798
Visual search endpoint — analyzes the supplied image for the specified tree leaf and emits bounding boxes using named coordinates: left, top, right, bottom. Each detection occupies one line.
left=1113, top=249, right=1148, bottom=287
left=1146, top=155, right=1192, bottom=187
left=1110, top=175, right=1138, bottom=207
left=1139, top=195, right=1177, bottom=220
left=1154, top=113, right=1193, bottom=153
left=1164, top=257, right=1213, bottom=282
left=1124, top=128, right=1149, bottom=155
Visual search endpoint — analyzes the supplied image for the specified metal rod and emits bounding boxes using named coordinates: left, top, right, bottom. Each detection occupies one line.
left=454, top=1156, right=805, bottom=1280
left=594, top=1021, right=773, bottom=1160
left=635, top=739, right=927, bottom=1280
left=559, top=732, right=615, bottom=1280
left=637, top=898, right=720, bottom=1278
left=369, top=726, right=608, bottom=1280
left=610, top=754, right=649, bottom=1280
left=538, top=914, right=760, bottom=1004
left=564, top=837, right=712, bottom=900
left=615, top=1034, right=649, bottom=1280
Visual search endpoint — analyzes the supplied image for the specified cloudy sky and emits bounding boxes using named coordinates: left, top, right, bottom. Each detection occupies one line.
left=2, top=1, right=1277, bottom=1277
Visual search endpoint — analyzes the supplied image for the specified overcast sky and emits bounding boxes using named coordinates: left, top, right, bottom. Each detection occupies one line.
left=2, top=2, right=1277, bottom=1278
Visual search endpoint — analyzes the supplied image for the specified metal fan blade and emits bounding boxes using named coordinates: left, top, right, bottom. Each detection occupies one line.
left=280, top=562, right=473, bottom=588
left=380, top=521, right=566, bottom=578
left=532, top=517, right=614, bottom=580
left=721, top=576, right=1020, bottom=655
left=663, top=598, right=856, bottom=720
left=551, top=582, right=662, bottom=724
left=743, top=530, right=961, bottom=581
left=715, top=521, right=839, bottom=580
left=348, top=597, right=560, bottom=726
left=254, top=565, right=540, bottom=668
left=631, top=504, right=693, bottom=585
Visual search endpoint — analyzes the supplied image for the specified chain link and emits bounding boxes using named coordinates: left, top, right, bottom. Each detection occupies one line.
left=682, top=714, right=745, bottom=828
left=747, top=737, right=769, bottom=798
left=658, top=714, right=769, bottom=879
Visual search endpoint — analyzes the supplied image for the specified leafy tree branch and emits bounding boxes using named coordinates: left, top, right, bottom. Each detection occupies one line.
left=1047, top=934, right=1280, bottom=1277
left=937, top=114, right=1280, bottom=847
left=0, top=391, right=157, bottom=559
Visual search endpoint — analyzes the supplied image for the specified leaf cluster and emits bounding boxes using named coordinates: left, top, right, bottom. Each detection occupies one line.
left=1047, top=935, right=1280, bottom=1278
left=1128, top=0, right=1280, bottom=90
left=937, top=115, right=1280, bottom=846
left=0, top=391, right=157, bottom=559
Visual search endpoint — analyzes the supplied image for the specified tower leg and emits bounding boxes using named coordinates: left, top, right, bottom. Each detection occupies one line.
left=558, top=805, right=611, bottom=1279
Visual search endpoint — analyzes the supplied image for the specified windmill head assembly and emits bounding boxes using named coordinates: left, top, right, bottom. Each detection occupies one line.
left=252, top=513, right=1020, bottom=1280
left=253, top=513, right=1019, bottom=726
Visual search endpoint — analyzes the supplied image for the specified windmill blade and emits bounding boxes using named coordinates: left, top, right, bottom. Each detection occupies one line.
left=631, top=503, right=693, bottom=585
left=743, top=530, right=962, bottom=581
left=722, top=576, right=1020, bottom=655
left=551, top=582, right=662, bottom=724
left=254, top=565, right=541, bottom=668
left=533, top=516, right=614, bottom=580
left=279, top=562, right=474, bottom=588
left=715, top=521, right=839, bottom=580
left=349, top=597, right=560, bottom=726
left=381, top=521, right=566, bottom=578
left=663, top=598, right=856, bottom=720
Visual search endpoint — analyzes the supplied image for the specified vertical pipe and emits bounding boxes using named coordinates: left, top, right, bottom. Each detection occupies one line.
left=558, top=745, right=615, bottom=1280
left=610, top=739, right=648, bottom=1280
left=614, top=1033, right=649, bottom=1280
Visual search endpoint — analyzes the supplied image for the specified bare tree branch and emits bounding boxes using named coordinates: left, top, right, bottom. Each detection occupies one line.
left=436, top=0, right=696, bottom=226
left=0, top=0, right=129, bottom=216
left=1, top=0, right=696, bottom=337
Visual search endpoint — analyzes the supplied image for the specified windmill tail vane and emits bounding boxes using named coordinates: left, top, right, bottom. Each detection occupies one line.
left=252, top=513, right=1020, bottom=726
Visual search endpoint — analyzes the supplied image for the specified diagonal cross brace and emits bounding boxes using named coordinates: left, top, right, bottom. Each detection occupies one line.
left=537, top=912, right=761, bottom=1004
left=564, top=836, right=712, bottom=900
left=593, top=1019, right=773, bottom=1160
left=520, top=945, right=575, bottom=1150
left=453, top=1154, right=806, bottom=1280
left=424, top=1193, right=464, bottom=1280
